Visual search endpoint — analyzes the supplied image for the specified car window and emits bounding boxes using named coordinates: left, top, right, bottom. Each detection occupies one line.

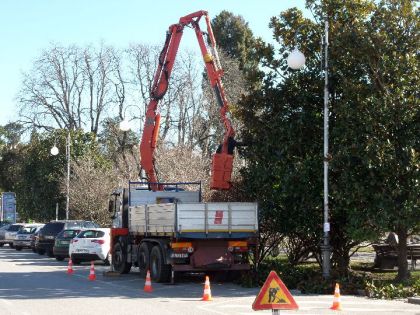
left=61, top=230, right=80, bottom=238
left=64, top=222, right=82, bottom=228
left=18, top=227, right=37, bottom=234
left=8, top=225, right=23, bottom=232
left=77, top=230, right=105, bottom=238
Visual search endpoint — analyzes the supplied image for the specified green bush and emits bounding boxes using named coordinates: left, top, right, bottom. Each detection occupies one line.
left=243, top=257, right=420, bottom=298
left=365, top=278, right=420, bottom=299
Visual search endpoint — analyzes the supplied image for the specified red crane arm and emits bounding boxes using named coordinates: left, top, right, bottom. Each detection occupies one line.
left=140, top=11, right=235, bottom=191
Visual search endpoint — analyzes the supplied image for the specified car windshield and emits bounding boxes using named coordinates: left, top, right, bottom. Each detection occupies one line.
left=18, top=227, right=37, bottom=234
left=59, top=229, right=80, bottom=238
left=8, top=225, right=23, bottom=232
left=77, top=230, right=105, bottom=238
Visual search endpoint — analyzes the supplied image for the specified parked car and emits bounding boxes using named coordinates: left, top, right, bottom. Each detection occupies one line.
left=1, top=224, right=24, bottom=248
left=0, top=221, right=10, bottom=228
left=31, top=229, right=41, bottom=253
left=53, top=229, right=81, bottom=261
left=0, top=224, right=11, bottom=247
left=69, top=228, right=110, bottom=265
left=37, top=220, right=99, bottom=257
left=13, top=224, right=44, bottom=251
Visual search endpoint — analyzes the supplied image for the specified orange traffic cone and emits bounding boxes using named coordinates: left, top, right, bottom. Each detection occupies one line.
left=144, top=270, right=153, bottom=292
left=201, top=275, right=212, bottom=301
left=67, top=258, right=74, bottom=275
left=330, top=283, right=342, bottom=311
left=88, top=261, right=96, bottom=281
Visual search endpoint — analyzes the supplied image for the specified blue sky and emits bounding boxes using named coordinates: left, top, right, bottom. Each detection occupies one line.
left=0, top=0, right=307, bottom=125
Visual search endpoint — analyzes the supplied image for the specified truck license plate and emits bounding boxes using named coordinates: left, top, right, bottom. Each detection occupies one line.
left=171, top=253, right=188, bottom=258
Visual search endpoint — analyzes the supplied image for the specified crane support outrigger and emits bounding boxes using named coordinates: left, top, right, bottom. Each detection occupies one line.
left=140, top=10, right=235, bottom=191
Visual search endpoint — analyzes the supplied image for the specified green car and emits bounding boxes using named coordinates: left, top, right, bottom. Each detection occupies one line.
left=53, top=229, right=81, bottom=261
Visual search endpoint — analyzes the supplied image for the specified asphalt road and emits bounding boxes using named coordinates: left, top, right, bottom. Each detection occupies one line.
left=0, top=247, right=419, bottom=315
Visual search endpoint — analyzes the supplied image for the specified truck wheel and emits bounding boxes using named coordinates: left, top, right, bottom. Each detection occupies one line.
left=0, top=243, right=4, bottom=247
left=138, top=242, right=151, bottom=274
left=150, top=246, right=170, bottom=283
left=9, top=243, right=14, bottom=248
left=15, top=246, right=22, bottom=251
left=112, top=242, right=132, bottom=274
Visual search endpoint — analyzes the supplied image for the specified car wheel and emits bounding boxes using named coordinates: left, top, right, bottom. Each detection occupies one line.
left=47, top=250, right=54, bottom=257
left=103, top=253, right=110, bottom=266
left=55, top=256, right=65, bottom=261
left=0, top=243, right=4, bottom=247
left=71, top=256, right=81, bottom=265
left=37, top=249, right=45, bottom=255
left=138, top=242, right=152, bottom=273
left=150, top=245, right=171, bottom=283
left=112, top=241, right=132, bottom=274
left=9, top=243, right=14, bottom=248
left=15, top=246, right=22, bottom=251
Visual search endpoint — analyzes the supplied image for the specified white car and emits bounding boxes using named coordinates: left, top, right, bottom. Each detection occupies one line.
left=13, top=224, right=44, bottom=250
left=69, top=228, right=110, bottom=265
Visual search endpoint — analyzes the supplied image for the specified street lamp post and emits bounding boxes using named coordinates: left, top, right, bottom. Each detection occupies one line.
left=321, top=18, right=331, bottom=279
left=51, top=130, right=71, bottom=220
left=287, top=18, right=331, bottom=279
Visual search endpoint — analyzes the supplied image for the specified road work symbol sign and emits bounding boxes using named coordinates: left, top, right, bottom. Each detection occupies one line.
left=252, top=271, right=298, bottom=311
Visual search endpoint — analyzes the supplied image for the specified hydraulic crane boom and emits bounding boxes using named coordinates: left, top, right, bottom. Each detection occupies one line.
left=140, top=10, right=236, bottom=191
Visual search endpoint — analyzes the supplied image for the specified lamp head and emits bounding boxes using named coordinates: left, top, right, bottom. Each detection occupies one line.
left=50, top=146, right=59, bottom=156
left=119, top=119, right=131, bottom=132
left=287, top=48, right=306, bottom=70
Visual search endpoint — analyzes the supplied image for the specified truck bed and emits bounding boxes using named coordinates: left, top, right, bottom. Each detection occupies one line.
left=128, top=202, right=258, bottom=239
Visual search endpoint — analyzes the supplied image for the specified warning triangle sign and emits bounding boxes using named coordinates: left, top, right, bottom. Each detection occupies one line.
left=252, top=271, right=298, bottom=311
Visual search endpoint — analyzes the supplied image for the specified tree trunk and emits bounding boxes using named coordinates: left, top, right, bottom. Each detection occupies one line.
left=396, top=228, right=409, bottom=282
left=335, top=250, right=350, bottom=276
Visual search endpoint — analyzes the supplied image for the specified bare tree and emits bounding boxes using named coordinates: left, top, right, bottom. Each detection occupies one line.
left=67, top=155, right=118, bottom=226
left=154, top=142, right=210, bottom=190
left=18, top=43, right=125, bottom=134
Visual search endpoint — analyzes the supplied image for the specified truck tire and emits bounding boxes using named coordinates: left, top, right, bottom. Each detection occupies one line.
left=0, top=243, right=4, bottom=247
left=138, top=242, right=151, bottom=274
left=150, top=245, right=171, bottom=283
left=113, top=241, right=132, bottom=274
left=15, top=246, right=22, bottom=251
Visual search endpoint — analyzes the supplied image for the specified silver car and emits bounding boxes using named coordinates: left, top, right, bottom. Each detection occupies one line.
left=1, top=224, right=24, bottom=248
left=13, top=224, right=44, bottom=250
left=0, top=224, right=11, bottom=246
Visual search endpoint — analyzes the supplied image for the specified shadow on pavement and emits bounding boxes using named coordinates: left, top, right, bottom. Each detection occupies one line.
left=0, top=248, right=260, bottom=300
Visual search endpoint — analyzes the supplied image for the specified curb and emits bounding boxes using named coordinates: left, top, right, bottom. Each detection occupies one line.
left=407, top=297, right=420, bottom=305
